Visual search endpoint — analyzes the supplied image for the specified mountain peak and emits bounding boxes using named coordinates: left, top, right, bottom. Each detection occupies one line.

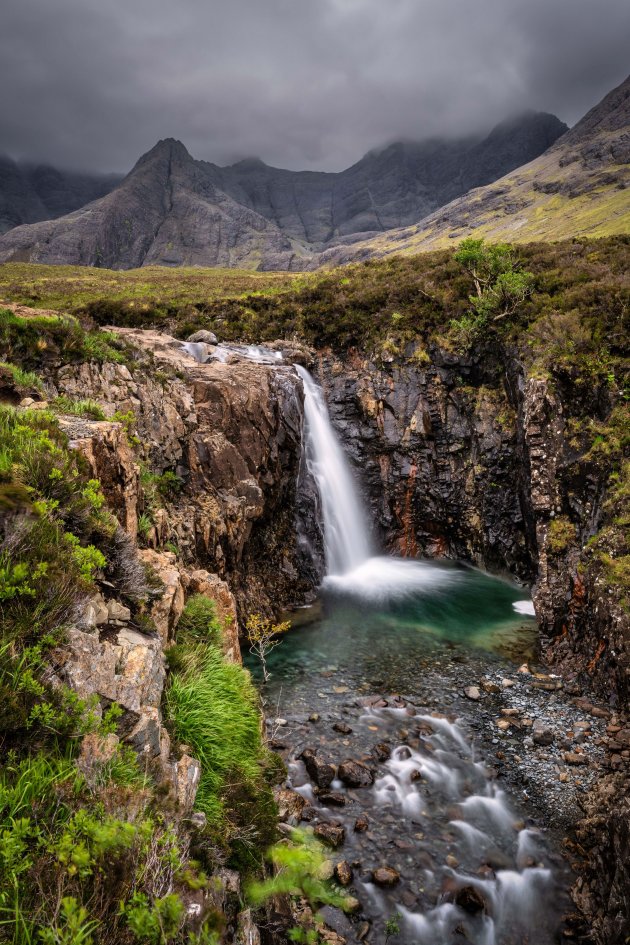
left=134, top=138, right=192, bottom=170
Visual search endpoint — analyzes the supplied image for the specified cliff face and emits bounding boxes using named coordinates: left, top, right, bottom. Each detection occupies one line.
left=54, top=330, right=320, bottom=619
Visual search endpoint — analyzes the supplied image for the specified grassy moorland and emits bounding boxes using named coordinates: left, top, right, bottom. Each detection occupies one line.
left=0, top=263, right=303, bottom=315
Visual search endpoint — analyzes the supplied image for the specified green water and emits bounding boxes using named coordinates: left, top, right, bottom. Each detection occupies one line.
left=254, top=561, right=537, bottom=694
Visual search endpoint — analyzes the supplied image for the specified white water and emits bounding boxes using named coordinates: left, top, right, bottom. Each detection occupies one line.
left=181, top=341, right=283, bottom=365
left=296, top=365, right=371, bottom=574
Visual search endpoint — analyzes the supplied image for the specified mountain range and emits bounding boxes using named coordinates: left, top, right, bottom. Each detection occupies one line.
left=323, top=73, right=630, bottom=264
left=0, top=111, right=567, bottom=269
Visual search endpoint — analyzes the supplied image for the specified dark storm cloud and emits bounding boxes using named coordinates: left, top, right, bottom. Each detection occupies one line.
left=1, top=0, right=628, bottom=174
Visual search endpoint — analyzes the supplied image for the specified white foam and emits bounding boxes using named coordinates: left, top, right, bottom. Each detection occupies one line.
left=323, top=556, right=462, bottom=602
left=513, top=599, right=535, bottom=616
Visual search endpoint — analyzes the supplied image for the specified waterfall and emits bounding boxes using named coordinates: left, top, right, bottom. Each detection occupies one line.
left=295, top=365, right=371, bottom=575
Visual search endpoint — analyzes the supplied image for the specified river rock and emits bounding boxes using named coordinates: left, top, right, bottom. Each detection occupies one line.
left=314, top=823, right=345, bottom=848
left=318, top=792, right=347, bottom=807
left=371, top=742, right=391, bottom=762
left=300, top=748, right=336, bottom=788
left=455, top=885, right=487, bottom=914
left=372, top=867, right=400, bottom=887
left=464, top=686, right=481, bottom=701
left=275, top=787, right=306, bottom=824
left=333, top=722, right=353, bottom=734
left=334, top=860, right=353, bottom=886
left=187, top=330, right=218, bottom=345
left=354, top=814, right=369, bottom=832
left=338, top=760, right=374, bottom=787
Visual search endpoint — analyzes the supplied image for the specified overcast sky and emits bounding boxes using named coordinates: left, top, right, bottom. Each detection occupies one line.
left=1, top=0, right=628, bottom=174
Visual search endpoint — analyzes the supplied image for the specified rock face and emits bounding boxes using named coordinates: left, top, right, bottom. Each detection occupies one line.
left=55, top=331, right=321, bottom=617
left=0, top=112, right=566, bottom=268
left=0, top=153, right=121, bottom=234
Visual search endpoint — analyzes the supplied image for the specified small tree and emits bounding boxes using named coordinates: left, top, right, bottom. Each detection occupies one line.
left=450, top=238, right=534, bottom=350
left=245, top=614, right=291, bottom=682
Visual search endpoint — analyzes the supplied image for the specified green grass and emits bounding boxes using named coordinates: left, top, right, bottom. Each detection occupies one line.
left=0, top=264, right=301, bottom=316
left=51, top=396, right=107, bottom=420
left=173, top=595, right=222, bottom=646
left=165, top=644, right=264, bottom=823
left=0, top=307, right=127, bottom=370
left=0, top=361, right=43, bottom=392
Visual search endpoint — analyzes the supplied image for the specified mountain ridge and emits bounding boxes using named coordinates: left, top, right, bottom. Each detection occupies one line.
left=0, top=111, right=567, bottom=269
left=322, top=73, right=630, bottom=264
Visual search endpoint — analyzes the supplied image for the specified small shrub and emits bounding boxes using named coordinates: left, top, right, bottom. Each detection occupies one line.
left=52, top=396, right=106, bottom=421
left=0, top=360, right=43, bottom=392
left=547, top=517, right=577, bottom=554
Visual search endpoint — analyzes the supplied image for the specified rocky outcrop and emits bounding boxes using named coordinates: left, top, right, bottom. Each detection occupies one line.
left=55, top=331, right=320, bottom=618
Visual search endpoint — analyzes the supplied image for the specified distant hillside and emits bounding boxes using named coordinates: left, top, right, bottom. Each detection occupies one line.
left=323, top=74, right=630, bottom=264
left=0, top=156, right=121, bottom=234
left=0, top=112, right=566, bottom=269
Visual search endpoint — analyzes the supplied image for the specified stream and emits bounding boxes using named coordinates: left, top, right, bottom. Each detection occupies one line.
left=246, top=572, right=573, bottom=945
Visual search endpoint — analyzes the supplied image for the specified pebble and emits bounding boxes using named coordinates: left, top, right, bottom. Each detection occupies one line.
left=464, top=686, right=481, bottom=701
left=372, top=866, right=400, bottom=887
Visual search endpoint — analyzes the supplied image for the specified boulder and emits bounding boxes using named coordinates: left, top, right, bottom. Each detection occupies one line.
left=299, top=748, right=336, bottom=789
left=187, top=330, right=218, bottom=345
left=314, top=823, right=345, bottom=848
left=337, top=760, right=374, bottom=788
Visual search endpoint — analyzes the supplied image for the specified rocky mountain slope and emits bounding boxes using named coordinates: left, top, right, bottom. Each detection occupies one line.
left=0, top=154, right=121, bottom=234
left=325, top=73, right=630, bottom=263
left=0, top=112, right=565, bottom=268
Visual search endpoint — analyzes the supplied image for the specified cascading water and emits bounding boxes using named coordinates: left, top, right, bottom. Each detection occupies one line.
left=295, top=365, right=371, bottom=574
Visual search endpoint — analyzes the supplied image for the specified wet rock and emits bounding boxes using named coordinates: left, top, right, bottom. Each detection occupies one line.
left=275, top=787, right=306, bottom=824
left=372, top=866, right=400, bottom=887
left=235, top=908, right=260, bottom=945
left=533, top=728, right=555, bottom=747
left=301, top=806, right=317, bottom=822
left=354, top=814, right=369, bottom=832
left=357, top=921, right=370, bottom=940
left=338, top=760, right=374, bottom=787
left=464, top=686, right=481, bottom=701
left=318, top=792, right=347, bottom=808
left=454, top=885, right=487, bottom=914
left=334, top=861, right=353, bottom=887
left=480, top=679, right=501, bottom=693
left=300, top=748, right=336, bottom=788
left=187, top=330, right=218, bottom=345
left=320, top=906, right=355, bottom=941
left=371, top=742, right=391, bottom=762
left=333, top=722, right=353, bottom=734
left=314, top=823, right=345, bottom=848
